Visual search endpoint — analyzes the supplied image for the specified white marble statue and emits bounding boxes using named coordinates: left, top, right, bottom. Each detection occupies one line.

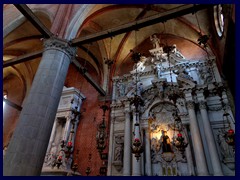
left=150, top=34, right=161, bottom=49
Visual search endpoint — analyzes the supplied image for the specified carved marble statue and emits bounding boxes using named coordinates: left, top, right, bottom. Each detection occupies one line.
left=174, top=68, right=196, bottom=87
left=114, top=145, right=123, bottom=161
left=116, top=79, right=125, bottom=97
left=198, top=65, right=213, bottom=84
left=154, top=63, right=162, bottom=79
left=114, top=135, right=124, bottom=162
left=43, top=142, right=57, bottom=167
left=170, top=44, right=185, bottom=59
left=136, top=56, right=147, bottom=72
left=150, top=34, right=161, bottom=49
left=160, top=131, right=173, bottom=153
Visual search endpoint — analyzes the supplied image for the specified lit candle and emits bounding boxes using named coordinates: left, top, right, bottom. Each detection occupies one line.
left=228, top=129, right=234, bottom=134
left=177, top=133, right=182, bottom=137
left=68, top=141, right=72, bottom=147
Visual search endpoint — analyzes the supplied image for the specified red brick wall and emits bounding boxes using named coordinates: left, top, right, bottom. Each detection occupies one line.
left=65, top=64, right=110, bottom=176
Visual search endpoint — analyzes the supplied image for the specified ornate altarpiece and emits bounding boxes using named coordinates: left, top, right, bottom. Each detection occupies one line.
left=108, top=37, right=235, bottom=176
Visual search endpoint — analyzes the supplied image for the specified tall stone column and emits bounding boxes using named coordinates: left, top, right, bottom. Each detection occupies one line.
left=132, top=111, right=141, bottom=176
left=144, top=127, right=152, bottom=176
left=107, top=113, right=115, bottom=176
left=198, top=100, right=223, bottom=175
left=186, top=100, right=209, bottom=176
left=183, top=125, right=195, bottom=176
left=3, top=37, right=76, bottom=176
left=123, top=104, right=131, bottom=176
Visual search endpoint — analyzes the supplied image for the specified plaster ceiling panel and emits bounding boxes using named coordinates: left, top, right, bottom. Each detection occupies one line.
left=87, top=42, right=103, bottom=65
left=4, top=21, right=40, bottom=45
left=78, top=29, right=93, bottom=37
left=91, top=8, right=143, bottom=31
left=4, top=40, right=43, bottom=56
left=114, top=32, right=136, bottom=67
left=28, top=58, right=41, bottom=77
left=4, top=14, right=51, bottom=45
left=103, top=33, right=126, bottom=59
left=77, top=48, right=100, bottom=75
left=86, top=4, right=112, bottom=16
left=164, top=19, right=199, bottom=41
left=3, top=67, right=14, bottom=79
left=182, top=9, right=211, bottom=35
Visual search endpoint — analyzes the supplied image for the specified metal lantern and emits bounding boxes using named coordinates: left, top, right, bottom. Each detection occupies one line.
left=172, top=112, right=188, bottom=155
left=96, top=104, right=109, bottom=154
left=223, top=111, right=235, bottom=147
left=174, top=133, right=188, bottom=154
left=131, top=138, right=144, bottom=161
left=85, top=167, right=91, bottom=176
left=226, top=129, right=235, bottom=146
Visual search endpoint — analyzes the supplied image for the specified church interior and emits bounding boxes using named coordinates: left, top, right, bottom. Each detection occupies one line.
left=3, top=4, right=235, bottom=176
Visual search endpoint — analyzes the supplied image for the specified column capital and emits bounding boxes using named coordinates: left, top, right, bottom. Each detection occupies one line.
left=44, top=37, right=76, bottom=60
left=186, top=100, right=195, bottom=109
left=199, top=101, right=207, bottom=110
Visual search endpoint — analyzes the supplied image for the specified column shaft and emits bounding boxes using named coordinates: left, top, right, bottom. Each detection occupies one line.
left=144, top=128, right=152, bottom=176
left=123, top=110, right=131, bottom=176
left=3, top=38, right=76, bottom=176
left=132, top=112, right=141, bottom=176
left=187, top=101, right=209, bottom=176
left=183, top=126, right=195, bottom=176
left=107, top=117, right=115, bottom=176
left=199, top=101, right=223, bottom=175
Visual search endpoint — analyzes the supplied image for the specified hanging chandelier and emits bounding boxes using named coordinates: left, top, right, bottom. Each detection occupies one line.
left=172, top=112, right=188, bottom=155
left=129, top=30, right=144, bottom=161
left=96, top=37, right=114, bottom=155
left=85, top=167, right=91, bottom=176
left=165, top=46, right=188, bottom=155
left=214, top=83, right=235, bottom=150
left=223, top=112, right=235, bottom=147
left=132, top=138, right=144, bottom=161
left=96, top=104, right=109, bottom=154
left=51, top=100, right=80, bottom=169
